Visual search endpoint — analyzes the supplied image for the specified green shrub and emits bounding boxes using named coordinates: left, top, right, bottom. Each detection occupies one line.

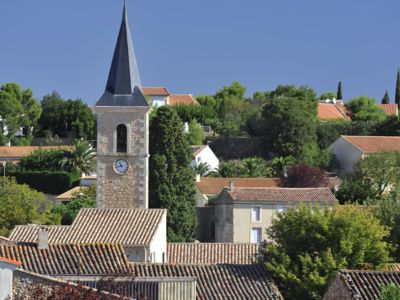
left=8, top=170, right=80, bottom=195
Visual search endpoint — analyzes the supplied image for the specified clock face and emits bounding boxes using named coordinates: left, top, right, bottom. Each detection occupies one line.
left=113, top=159, right=129, bottom=174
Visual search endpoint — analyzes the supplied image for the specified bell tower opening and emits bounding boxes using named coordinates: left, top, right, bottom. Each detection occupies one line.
left=116, top=124, right=128, bottom=153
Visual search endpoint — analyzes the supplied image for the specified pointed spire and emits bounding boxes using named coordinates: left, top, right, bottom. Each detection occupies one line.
left=96, top=1, right=148, bottom=107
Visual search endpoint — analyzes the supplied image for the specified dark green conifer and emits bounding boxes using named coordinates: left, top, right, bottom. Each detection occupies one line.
left=396, top=69, right=400, bottom=107
left=337, top=81, right=343, bottom=100
left=381, top=90, right=390, bottom=104
left=149, top=106, right=196, bottom=242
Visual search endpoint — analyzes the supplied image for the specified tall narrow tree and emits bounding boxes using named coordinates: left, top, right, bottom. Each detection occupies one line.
left=149, top=106, right=196, bottom=242
left=382, top=90, right=390, bottom=104
left=337, top=81, right=343, bottom=100
left=396, top=69, right=400, bottom=107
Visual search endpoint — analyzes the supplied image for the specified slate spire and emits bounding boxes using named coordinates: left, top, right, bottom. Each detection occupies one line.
left=96, top=1, right=148, bottom=107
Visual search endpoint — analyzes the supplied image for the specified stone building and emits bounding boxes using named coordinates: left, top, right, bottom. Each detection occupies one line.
left=93, top=2, right=150, bottom=209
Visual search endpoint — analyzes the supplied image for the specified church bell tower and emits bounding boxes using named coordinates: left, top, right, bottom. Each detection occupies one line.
left=93, top=1, right=150, bottom=209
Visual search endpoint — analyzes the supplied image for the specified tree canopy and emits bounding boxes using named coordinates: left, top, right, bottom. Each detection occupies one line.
left=346, top=96, right=387, bottom=122
left=279, top=164, right=329, bottom=187
left=149, top=106, right=196, bottom=242
left=0, top=83, right=42, bottom=145
left=264, top=205, right=392, bottom=300
left=0, top=177, right=59, bottom=236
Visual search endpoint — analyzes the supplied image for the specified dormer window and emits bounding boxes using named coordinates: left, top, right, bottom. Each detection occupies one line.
left=116, top=124, right=127, bottom=153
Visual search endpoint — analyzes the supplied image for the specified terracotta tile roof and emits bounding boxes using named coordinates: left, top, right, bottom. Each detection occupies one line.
left=342, top=136, right=400, bottom=153
left=168, top=94, right=200, bottom=106
left=223, top=187, right=337, bottom=204
left=132, top=263, right=283, bottom=300
left=0, top=255, right=22, bottom=266
left=196, top=178, right=280, bottom=195
left=142, top=87, right=170, bottom=96
left=56, top=186, right=84, bottom=200
left=318, top=103, right=350, bottom=120
left=379, top=104, right=398, bottom=116
left=0, top=146, right=69, bottom=160
left=10, top=209, right=166, bottom=246
left=167, top=243, right=259, bottom=264
left=330, top=269, right=400, bottom=300
left=0, top=244, right=131, bottom=275
left=191, top=145, right=207, bottom=157
left=196, top=177, right=341, bottom=195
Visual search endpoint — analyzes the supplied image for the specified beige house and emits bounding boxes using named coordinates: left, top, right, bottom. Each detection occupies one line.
left=329, top=135, right=400, bottom=176
left=214, top=187, right=337, bottom=243
left=143, top=87, right=199, bottom=108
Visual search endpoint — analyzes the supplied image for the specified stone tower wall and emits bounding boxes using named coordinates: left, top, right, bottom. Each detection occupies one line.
left=95, top=106, right=149, bottom=209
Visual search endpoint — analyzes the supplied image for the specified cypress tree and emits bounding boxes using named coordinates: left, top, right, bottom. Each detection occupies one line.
left=396, top=69, right=400, bottom=107
left=337, top=81, right=343, bottom=100
left=381, top=90, right=390, bottom=104
left=149, top=106, right=196, bottom=242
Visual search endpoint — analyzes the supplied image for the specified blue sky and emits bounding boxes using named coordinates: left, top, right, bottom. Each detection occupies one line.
left=1, top=0, right=399, bottom=105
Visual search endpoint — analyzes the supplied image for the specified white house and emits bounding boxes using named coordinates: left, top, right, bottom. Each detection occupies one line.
left=0, top=256, right=22, bottom=300
left=191, top=145, right=219, bottom=173
left=329, top=135, right=400, bottom=176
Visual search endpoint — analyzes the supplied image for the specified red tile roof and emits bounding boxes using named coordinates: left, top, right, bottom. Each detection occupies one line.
left=132, top=263, right=284, bottom=300
left=196, top=177, right=342, bottom=195
left=0, top=256, right=22, bottom=266
left=168, top=94, right=199, bottom=106
left=167, top=243, right=259, bottom=264
left=379, top=104, right=398, bottom=116
left=326, top=269, right=400, bottom=300
left=142, top=87, right=170, bottom=96
left=196, top=178, right=280, bottom=195
left=0, top=244, right=131, bottom=275
left=10, top=209, right=166, bottom=246
left=342, top=136, right=400, bottom=153
left=318, top=103, right=350, bottom=120
left=223, top=187, right=337, bottom=204
left=0, top=146, right=69, bottom=161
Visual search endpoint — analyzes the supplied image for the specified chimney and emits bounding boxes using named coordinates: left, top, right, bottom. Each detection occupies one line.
left=37, top=227, right=49, bottom=250
left=195, top=173, right=201, bottom=182
left=228, top=181, right=234, bottom=190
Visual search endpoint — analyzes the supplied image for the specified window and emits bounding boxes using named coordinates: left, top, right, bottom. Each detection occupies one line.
left=276, top=204, right=286, bottom=213
left=116, top=124, right=127, bottom=153
left=251, top=228, right=262, bottom=244
left=252, top=206, right=261, bottom=222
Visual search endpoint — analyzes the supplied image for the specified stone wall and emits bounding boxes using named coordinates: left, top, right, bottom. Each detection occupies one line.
left=322, top=275, right=352, bottom=300
left=95, top=107, right=149, bottom=209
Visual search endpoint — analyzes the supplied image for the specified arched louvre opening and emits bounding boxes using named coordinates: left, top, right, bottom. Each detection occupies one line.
left=116, top=124, right=127, bottom=153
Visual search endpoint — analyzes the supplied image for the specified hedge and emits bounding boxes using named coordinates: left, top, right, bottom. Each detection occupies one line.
left=8, top=170, right=80, bottom=195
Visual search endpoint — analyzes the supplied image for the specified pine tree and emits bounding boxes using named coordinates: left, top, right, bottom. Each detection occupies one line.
left=149, top=106, right=196, bottom=242
left=396, top=69, right=400, bottom=107
left=337, top=81, right=343, bottom=100
left=382, top=90, right=390, bottom=104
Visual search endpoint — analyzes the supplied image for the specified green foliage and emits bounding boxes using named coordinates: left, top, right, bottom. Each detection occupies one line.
left=358, top=152, right=400, bottom=196
left=271, top=156, right=297, bottom=174
left=9, top=170, right=80, bottom=195
left=0, top=177, right=59, bottom=236
left=382, top=90, right=390, bottom=104
left=298, top=142, right=334, bottom=169
left=264, top=205, right=392, bottom=300
left=376, top=191, right=400, bottom=261
left=149, top=106, right=196, bottom=242
left=210, top=157, right=275, bottom=178
left=194, top=162, right=210, bottom=177
left=186, top=119, right=205, bottom=145
left=336, top=169, right=379, bottom=204
left=0, top=83, right=42, bottom=144
left=173, top=103, right=216, bottom=124
left=319, top=92, right=336, bottom=100
left=38, top=91, right=96, bottom=140
left=396, top=70, right=400, bottom=107
left=52, top=185, right=96, bottom=225
left=262, top=97, right=318, bottom=156
left=337, top=81, right=343, bottom=99
left=379, top=283, right=400, bottom=300
left=256, top=84, right=317, bottom=102
left=346, top=96, right=387, bottom=122
left=60, top=139, right=96, bottom=175
left=19, top=149, right=67, bottom=171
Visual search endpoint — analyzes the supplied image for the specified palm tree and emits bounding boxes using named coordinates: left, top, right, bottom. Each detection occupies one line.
left=194, top=162, right=210, bottom=177
left=60, top=139, right=96, bottom=175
